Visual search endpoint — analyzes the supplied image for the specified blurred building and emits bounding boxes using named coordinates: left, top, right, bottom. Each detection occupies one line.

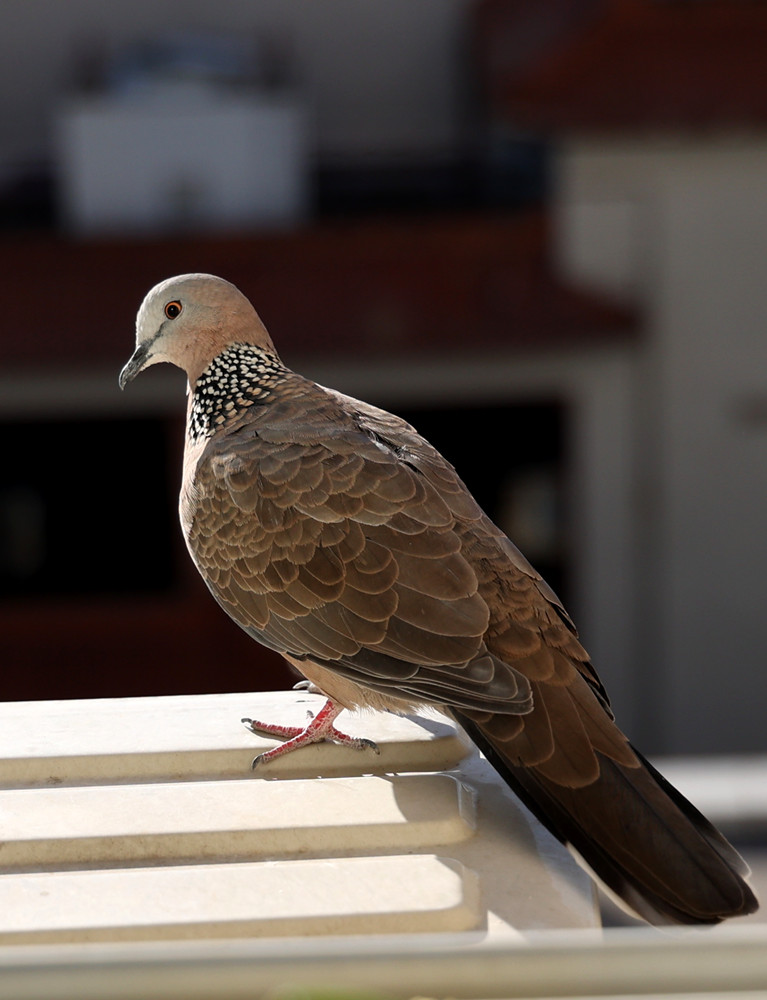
left=491, top=0, right=767, bottom=752
left=0, top=2, right=766, bottom=756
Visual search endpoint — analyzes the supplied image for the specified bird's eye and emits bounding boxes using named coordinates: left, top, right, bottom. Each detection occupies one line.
left=165, top=301, right=182, bottom=319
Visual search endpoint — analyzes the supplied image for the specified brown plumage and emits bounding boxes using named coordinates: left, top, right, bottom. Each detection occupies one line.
left=120, top=273, right=758, bottom=926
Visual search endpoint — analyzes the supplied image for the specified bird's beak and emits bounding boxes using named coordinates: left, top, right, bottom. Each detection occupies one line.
left=119, top=342, right=151, bottom=390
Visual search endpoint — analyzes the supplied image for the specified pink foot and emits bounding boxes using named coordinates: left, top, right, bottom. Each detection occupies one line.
left=242, top=698, right=380, bottom=769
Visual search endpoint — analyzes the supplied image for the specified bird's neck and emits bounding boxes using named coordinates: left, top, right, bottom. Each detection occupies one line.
left=187, top=343, right=289, bottom=442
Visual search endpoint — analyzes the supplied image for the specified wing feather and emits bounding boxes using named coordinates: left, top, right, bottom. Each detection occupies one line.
left=185, top=379, right=608, bottom=734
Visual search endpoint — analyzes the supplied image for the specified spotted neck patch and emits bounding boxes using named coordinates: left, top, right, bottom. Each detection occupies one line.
left=189, top=344, right=288, bottom=441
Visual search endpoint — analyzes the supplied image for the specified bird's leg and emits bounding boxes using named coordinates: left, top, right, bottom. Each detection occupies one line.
left=242, top=698, right=380, bottom=769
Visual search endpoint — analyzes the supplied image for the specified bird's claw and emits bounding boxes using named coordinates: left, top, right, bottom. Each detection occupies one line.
left=244, top=698, right=381, bottom=768
left=242, top=717, right=302, bottom=739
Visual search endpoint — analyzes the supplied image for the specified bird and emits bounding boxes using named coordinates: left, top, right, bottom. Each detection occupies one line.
left=120, top=272, right=758, bottom=926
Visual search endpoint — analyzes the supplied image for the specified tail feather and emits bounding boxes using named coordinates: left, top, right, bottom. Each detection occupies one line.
left=633, top=747, right=750, bottom=878
left=455, top=712, right=758, bottom=925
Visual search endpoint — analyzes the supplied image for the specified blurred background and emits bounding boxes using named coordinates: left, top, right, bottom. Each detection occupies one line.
left=1, top=0, right=766, bottom=762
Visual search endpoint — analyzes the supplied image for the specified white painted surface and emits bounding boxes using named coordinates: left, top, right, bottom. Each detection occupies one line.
left=0, top=690, right=598, bottom=946
left=0, top=773, right=475, bottom=868
left=0, top=689, right=469, bottom=786
left=1, top=693, right=767, bottom=995
left=0, top=855, right=480, bottom=944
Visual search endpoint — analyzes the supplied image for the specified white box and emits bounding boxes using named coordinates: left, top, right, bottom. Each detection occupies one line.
left=56, top=86, right=309, bottom=235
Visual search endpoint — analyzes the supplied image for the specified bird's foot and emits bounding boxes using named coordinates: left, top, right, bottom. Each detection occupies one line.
left=292, top=679, right=322, bottom=695
left=242, top=698, right=380, bottom=769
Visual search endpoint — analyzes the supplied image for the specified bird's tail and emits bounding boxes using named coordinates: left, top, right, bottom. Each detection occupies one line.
left=454, top=711, right=758, bottom=925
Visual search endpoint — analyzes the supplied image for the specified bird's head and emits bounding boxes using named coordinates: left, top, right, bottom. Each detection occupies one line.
left=119, top=273, right=277, bottom=390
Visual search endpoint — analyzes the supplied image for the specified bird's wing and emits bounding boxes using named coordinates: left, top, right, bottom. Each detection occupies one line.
left=185, top=380, right=594, bottom=715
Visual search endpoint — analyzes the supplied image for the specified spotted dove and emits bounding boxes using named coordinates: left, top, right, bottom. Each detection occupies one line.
left=120, top=273, right=758, bottom=925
